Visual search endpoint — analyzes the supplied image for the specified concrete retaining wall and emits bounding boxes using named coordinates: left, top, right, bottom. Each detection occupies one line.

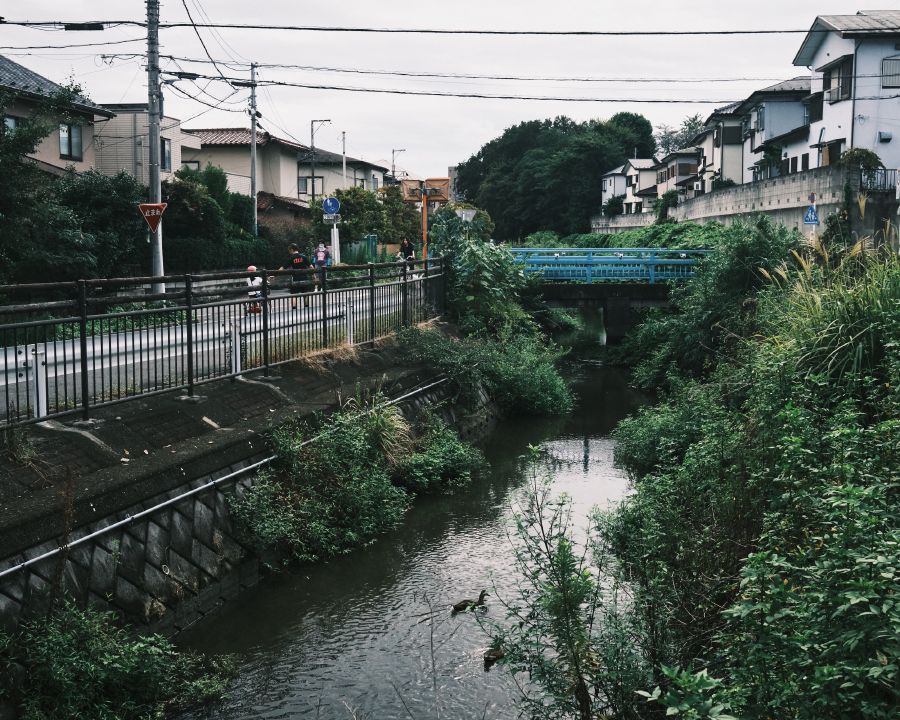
left=0, top=357, right=495, bottom=637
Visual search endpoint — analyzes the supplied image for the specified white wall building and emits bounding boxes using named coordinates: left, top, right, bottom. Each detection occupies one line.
left=600, top=164, right=626, bottom=209
left=792, top=10, right=900, bottom=172
left=621, top=158, right=658, bottom=214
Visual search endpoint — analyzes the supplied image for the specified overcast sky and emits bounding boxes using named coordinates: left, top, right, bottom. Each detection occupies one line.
left=2, top=1, right=885, bottom=177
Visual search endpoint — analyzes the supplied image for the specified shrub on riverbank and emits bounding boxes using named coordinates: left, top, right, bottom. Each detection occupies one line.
left=490, top=227, right=899, bottom=719
left=229, top=398, right=484, bottom=563
left=0, top=601, right=234, bottom=720
left=398, top=326, right=572, bottom=416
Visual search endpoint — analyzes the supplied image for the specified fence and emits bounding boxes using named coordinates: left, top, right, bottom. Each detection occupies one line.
left=0, top=258, right=446, bottom=428
left=508, top=247, right=710, bottom=283
left=860, top=167, right=898, bottom=192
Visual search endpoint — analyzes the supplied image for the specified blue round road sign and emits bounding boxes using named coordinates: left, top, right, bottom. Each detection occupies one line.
left=323, top=196, right=340, bottom=214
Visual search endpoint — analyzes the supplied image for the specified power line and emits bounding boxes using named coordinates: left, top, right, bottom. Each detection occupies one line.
left=160, top=71, right=738, bottom=103
left=4, top=20, right=842, bottom=36
left=179, top=0, right=234, bottom=88
left=0, top=37, right=144, bottom=50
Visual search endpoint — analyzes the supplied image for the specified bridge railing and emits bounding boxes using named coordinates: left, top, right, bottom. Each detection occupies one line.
left=508, top=247, right=711, bottom=284
left=0, top=258, right=446, bottom=428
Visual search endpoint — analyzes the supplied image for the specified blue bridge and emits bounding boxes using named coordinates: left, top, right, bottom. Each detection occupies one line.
left=508, top=247, right=710, bottom=284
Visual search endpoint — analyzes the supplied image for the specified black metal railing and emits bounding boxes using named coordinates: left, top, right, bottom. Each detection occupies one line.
left=860, top=168, right=898, bottom=192
left=0, top=257, right=446, bottom=427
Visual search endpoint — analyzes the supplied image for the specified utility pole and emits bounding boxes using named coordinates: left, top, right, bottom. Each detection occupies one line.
left=147, top=0, right=164, bottom=293
left=310, top=118, right=330, bottom=207
left=392, top=148, right=405, bottom=183
left=341, top=131, right=347, bottom=188
left=250, top=62, right=258, bottom=235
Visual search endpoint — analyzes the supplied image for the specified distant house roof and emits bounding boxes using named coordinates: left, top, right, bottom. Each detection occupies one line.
left=602, top=164, right=626, bottom=177
left=754, top=124, right=811, bottom=154
left=635, top=184, right=658, bottom=198
left=734, top=76, right=812, bottom=114
left=658, top=148, right=701, bottom=165
left=0, top=55, right=113, bottom=117
left=623, top=158, right=657, bottom=171
left=183, top=127, right=388, bottom=171
left=794, top=10, right=900, bottom=66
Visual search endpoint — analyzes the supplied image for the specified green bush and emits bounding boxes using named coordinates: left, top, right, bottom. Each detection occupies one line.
left=0, top=601, right=234, bottom=720
left=229, top=396, right=483, bottom=562
left=399, top=327, right=572, bottom=416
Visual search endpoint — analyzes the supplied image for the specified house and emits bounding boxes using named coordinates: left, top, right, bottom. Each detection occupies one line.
left=600, top=164, right=627, bottom=209
left=792, top=9, right=900, bottom=172
left=182, top=128, right=387, bottom=205
left=0, top=55, right=114, bottom=175
left=95, top=103, right=201, bottom=186
left=735, top=77, right=811, bottom=182
left=621, top=158, right=658, bottom=214
left=694, top=101, right=744, bottom=192
left=655, top=149, right=701, bottom=198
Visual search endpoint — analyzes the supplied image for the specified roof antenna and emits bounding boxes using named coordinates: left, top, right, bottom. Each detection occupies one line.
left=634, top=146, right=637, bottom=159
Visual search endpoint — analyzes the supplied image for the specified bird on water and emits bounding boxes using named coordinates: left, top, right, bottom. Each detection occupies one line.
left=452, top=589, right=489, bottom=613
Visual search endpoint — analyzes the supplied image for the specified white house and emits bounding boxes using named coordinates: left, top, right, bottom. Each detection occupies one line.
left=734, top=77, right=811, bottom=183
left=621, top=158, right=658, bottom=214
left=600, top=164, right=626, bottom=209
left=792, top=9, right=900, bottom=172
left=95, top=103, right=201, bottom=185
left=655, top=149, right=701, bottom=197
left=695, top=101, right=744, bottom=192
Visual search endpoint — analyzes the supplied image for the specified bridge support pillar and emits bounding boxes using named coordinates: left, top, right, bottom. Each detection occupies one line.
left=603, top=298, right=635, bottom=342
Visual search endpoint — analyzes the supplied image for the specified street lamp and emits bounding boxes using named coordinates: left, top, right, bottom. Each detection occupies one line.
left=391, top=149, right=405, bottom=183
left=310, top=118, right=331, bottom=206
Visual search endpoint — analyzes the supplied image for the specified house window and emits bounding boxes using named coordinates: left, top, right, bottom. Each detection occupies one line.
left=160, top=137, right=172, bottom=171
left=824, top=57, right=853, bottom=102
left=59, top=123, right=83, bottom=161
left=635, top=202, right=642, bottom=213
left=790, top=156, right=798, bottom=174
left=3, top=116, right=19, bottom=132
left=371, top=175, right=379, bottom=190
left=355, top=178, right=366, bottom=189
left=181, top=160, right=200, bottom=171
left=298, top=176, right=324, bottom=195
left=160, top=138, right=172, bottom=171
left=883, top=58, right=900, bottom=89
left=756, top=106, right=765, bottom=131
left=801, top=153, right=810, bottom=171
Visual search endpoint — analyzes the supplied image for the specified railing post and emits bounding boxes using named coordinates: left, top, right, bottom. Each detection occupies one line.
left=77, top=280, right=90, bottom=420
left=185, top=274, right=194, bottom=395
left=261, top=270, right=270, bottom=377
left=230, top=318, right=242, bottom=376
left=344, top=299, right=354, bottom=345
left=586, top=251, right=593, bottom=284
left=648, top=253, right=656, bottom=284
left=400, top=260, right=409, bottom=327
left=28, top=346, right=47, bottom=420
left=320, top=266, right=329, bottom=347
left=368, top=263, right=376, bottom=343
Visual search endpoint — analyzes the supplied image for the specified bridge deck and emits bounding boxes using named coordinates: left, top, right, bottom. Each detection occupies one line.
left=509, top=247, right=709, bottom=283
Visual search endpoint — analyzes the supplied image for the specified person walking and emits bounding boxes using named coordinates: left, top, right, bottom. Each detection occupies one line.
left=313, top=242, right=331, bottom=289
left=279, top=243, right=312, bottom=309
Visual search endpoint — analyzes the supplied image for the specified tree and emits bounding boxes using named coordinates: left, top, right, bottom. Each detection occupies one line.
left=454, top=114, right=653, bottom=241
left=379, top=184, right=421, bottom=247
left=654, top=113, right=704, bottom=156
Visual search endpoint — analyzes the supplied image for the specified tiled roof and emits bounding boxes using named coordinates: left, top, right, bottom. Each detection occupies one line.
left=602, top=164, right=626, bottom=176
left=0, top=55, right=113, bottom=117
left=794, top=11, right=900, bottom=66
left=624, top=158, right=657, bottom=170
left=183, top=127, right=388, bottom=170
left=756, top=77, right=812, bottom=94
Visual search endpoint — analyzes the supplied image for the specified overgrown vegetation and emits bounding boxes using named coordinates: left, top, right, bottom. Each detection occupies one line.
left=520, top=221, right=731, bottom=250
left=488, top=221, right=899, bottom=719
left=229, top=397, right=483, bottom=563
left=0, top=601, right=235, bottom=720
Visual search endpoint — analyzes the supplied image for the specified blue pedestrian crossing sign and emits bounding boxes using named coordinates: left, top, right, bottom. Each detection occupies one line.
left=322, top=196, right=340, bottom=214
left=803, top=204, right=819, bottom=225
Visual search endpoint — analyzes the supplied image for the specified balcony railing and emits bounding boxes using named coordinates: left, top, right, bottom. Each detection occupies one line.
left=859, top=168, right=898, bottom=192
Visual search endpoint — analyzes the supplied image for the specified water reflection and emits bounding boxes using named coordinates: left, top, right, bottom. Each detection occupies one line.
left=177, top=319, right=643, bottom=720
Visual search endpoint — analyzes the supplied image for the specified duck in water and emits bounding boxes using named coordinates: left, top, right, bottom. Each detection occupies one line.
left=483, top=645, right=506, bottom=670
left=452, top=590, right=489, bottom=613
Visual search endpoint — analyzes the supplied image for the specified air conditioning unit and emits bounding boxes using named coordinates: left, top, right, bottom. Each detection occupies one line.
left=693, top=181, right=702, bottom=191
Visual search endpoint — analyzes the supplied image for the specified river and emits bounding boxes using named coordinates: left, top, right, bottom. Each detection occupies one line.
left=178, top=313, right=645, bottom=719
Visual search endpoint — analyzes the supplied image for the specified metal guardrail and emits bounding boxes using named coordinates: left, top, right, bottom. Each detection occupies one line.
left=859, top=168, right=898, bottom=192
left=0, top=258, right=446, bottom=428
left=508, top=247, right=711, bottom=284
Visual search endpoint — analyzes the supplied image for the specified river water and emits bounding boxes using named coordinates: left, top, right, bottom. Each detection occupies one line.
left=178, top=314, right=644, bottom=720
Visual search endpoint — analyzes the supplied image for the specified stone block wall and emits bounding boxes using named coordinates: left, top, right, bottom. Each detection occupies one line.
left=0, top=453, right=268, bottom=636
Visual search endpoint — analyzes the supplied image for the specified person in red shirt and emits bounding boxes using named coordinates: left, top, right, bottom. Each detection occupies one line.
left=279, top=243, right=312, bottom=309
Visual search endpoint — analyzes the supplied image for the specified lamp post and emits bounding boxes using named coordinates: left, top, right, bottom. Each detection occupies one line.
left=310, top=118, right=330, bottom=207
left=391, top=148, right=405, bottom=183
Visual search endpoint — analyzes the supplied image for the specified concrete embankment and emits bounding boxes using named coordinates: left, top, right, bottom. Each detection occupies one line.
left=0, top=327, right=494, bottom=635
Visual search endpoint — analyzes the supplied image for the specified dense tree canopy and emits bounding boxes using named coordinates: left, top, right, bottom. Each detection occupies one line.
left=453, top=114, right=655, bottom=241
left=654, top=113, right=705, bottom=156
